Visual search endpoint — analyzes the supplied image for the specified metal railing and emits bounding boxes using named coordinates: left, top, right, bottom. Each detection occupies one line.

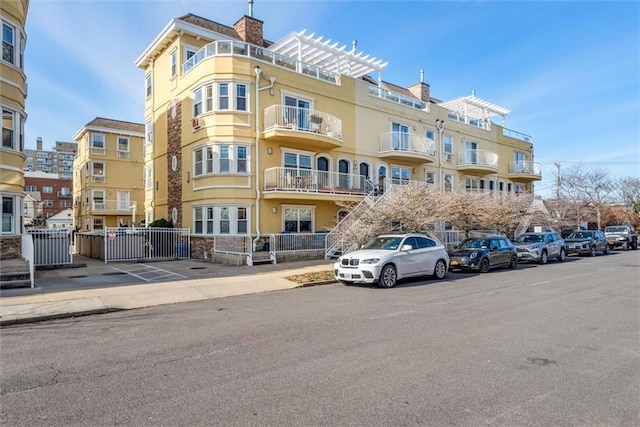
left=447, top=111, right=491, bottom=130
left=89, top=200, right=136, bottom=212
left=264, top=167, right=374, bottom=196
left=379, top=131, right=435, bottom=157
left=503, top=127, right=533, bottom=143
left=263, top=105, right=342, bottom=140
left=457, top=149, right=499, bottom=169
left=104, top=227, right=190, bottom=262
left=210, top=233, right=326, bottom=264
left=368, top=85, right=427, bottom=110
left=28, top=228, right=74, bottom=267
left=183, top=40, right=339, bottom=84
left=509, top=161, right=542, bottom=177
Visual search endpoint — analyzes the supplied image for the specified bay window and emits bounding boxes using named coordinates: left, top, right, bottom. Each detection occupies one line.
left=193, top=205, right=250, bottom=234
left=193, top=144, right=250, bottom=176
left=192, top=81, right=249, bottom=115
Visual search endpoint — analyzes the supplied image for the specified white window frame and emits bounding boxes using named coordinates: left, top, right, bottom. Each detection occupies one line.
left=193, top=81, right=250, bottom=115
left=2, top=108, right=23, bottom=151
left=144, top=166, right=153, bottom=190
left=91, top=161, right=105, bottom=182
left=466, top=177, right=480, bottom=192
left=145, top=73, right=152, bottom=98
left=91, top=133, right=105, bottom=155
left=2, top=195, right=18, bottom=234
left=391, top=122, right=410, bottom=151
left=193, top=205, right=251, bottom=235
left=26, top=185, right=36, bottom=192
left=443, top=134, right=453, bottom=154
left=43, top=200, right=53, bottom=207
left=42, top=186, right=53, bottom=194
left=193, top=143, right=250, bottom=176
left=117, top=136, right=130, bottom=157
left=93, top=217, right=105, bottom=231
left=169, top=48, right=177, bottom=78
left=425, top=129, right=435, bottom=150
left=444, top=174, right=454, bottom=192
left=282, top=205, right=315, bottom=233
left=391, top=166, right=410, bottom=185
left=2, top=22, right=15, bottom=65
left=92, top=190, right=105, bottom=210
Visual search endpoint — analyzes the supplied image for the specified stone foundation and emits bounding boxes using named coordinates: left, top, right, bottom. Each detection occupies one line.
left=0, top=236, right=22, bottom=260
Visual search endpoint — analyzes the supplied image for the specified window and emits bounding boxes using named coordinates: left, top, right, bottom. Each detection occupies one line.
left=507, top=183, right=513, bottom=192
left=145, top=73, right=152, bottom=98
left=2, top=23, right=14, bottom=64
left=466, top=177, right=479, bottom=192
left=514, top=152, right=526, bottom=173
left=145, top=120, right=153, bottom=143
left=2, top=196, right=14, bottom=233
left=185, top=47, right=197, bottom=61
left=42, top=186, right=53, bottom=194
left=391, top=166, right=410, bottom=184
left=61, top=200, right=71, bottom=208
left=218, top=83, right=229, bottom=110
left=91, top=133, right=105, bottom=154
left=515, top=184, right=525, bottom=194
left=43, top=200, right=53, bottom=207
left=92, top=190, right=105, bottom=210
left=93, top=217, right=104, bottom=231
left=236, top=84, right=247, bottom=111
left=193, top=90, right=203, bottom=116
left=426, top=172, right=435, bottom=184
left=391, top=122, right=410, bottom=150
left=444, top=134, right=453, bottom=154
left=91, top=162, right=105, bottom=182
left=193, top=144, right=250, bottom=176
left=2, top=109, right=15, bottom=148
left=169, top=49, right=177, bottom=78
left=465, top=141, right=478, bottom=164
left=26, top=185, right=36, bottom=192
left=193, top=206, right=250, bottom=234
left=193, top=81, right=249, bottom=114
left=284, top=207, right=313, bottom=233
left=444, top=174, right=453, bottom=192
left=425, top=129, right=435, bottom=150
left=145, top=166, right=153, bottom=189
left=117, top=137, right=129, bottom=156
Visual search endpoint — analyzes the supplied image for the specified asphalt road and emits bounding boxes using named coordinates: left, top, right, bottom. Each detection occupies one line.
left=2, top=251, right=639, bottom=426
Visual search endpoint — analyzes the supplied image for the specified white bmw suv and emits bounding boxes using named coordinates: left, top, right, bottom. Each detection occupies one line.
left=333, top=233, right=450, bottom=288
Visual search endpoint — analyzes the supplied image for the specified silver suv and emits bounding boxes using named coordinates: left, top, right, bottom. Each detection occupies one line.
left=514, top=231, right=566, bottom=264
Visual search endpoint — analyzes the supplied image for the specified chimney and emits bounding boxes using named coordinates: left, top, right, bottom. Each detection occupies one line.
left=408, top=81, right=430, bottom=103
left=233, top=15, right=264, bottom=46
left=36, top=137, right=43, bottom=150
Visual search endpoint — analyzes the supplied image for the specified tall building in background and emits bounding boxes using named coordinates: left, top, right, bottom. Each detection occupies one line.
left=72, top=117, right=145, bottom=231
left=135, top=12, right=541, bottom=257
left=1, top=0, right=28, bottom=260
left=24, top=137, right=77, bottom=179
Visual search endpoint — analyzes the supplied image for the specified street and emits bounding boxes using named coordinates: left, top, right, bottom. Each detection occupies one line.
left=1, top=251, right=639, bottom=426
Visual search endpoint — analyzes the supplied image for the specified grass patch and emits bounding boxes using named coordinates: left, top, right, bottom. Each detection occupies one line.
left=285, top=270, right=335, bottom=284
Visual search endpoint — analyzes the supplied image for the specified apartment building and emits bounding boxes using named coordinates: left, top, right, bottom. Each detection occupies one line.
left=72, top=117, right=145, bottom=231
left=135, top=12, right=541, bottom=246
left=24, top=171, right=73, bottom=217
left=0, top=0, right=28, bottom=259
left=24, top=137, right=77, bottom=179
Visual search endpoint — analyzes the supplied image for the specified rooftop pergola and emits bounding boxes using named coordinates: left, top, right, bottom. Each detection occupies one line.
left=268, top=30, right=388, bottom=79
left=438, top=91, right=511, bottom=124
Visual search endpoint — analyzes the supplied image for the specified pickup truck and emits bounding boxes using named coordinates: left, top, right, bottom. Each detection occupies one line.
left=604, top=225, right=638, bottom=250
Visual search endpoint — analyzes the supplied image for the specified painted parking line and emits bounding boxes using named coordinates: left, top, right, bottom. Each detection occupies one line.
left=109, top=264, right=188, bottom=282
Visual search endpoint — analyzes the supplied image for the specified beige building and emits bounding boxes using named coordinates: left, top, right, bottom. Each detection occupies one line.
left=136, top=12, right=541, bottom=252
left=72, top=118, right=145, bottom=231
left=0, top=0, right=28, bottom=260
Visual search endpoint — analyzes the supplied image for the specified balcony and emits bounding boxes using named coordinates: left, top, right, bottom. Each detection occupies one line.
left=263, top=167, right=373, bottom=200
left=183, top=40, right=339, bottom=84
left=368, top=85, right=427, bottom=111
left=379, top=132, right=436, bottom=163
left=457, top=149, right=499, bottom=174
left=263, top=105, right=343, bottom=149
left=89, top=200, right=135, bottom=213
left=509, top=161, right=542, bottom=181
left=57, top=191, right=72, bottom=198
left=447, top=111, right=491, bottom=131
left=503, top=128, right=533, bottom=143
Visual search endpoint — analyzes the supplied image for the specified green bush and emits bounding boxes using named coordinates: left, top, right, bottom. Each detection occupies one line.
left=148, top=218, right=174, bottom=228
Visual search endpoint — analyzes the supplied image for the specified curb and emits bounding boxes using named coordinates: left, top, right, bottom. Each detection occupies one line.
left=0, top=307, right=113, bottom=327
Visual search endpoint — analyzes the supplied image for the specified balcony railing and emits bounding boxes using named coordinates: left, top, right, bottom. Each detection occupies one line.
left=447, top=111, right=491, bottom=130
left=509, top=161, right=542, bottom=177
left=264, top=105, right=342, bottom=140
left=457, top=149, right=499, bottom=169
left=503, top=128, right=533, bottom=143
left=183, top=40, right=339, bottom=84
left=368, top=85, right=427, bottom=111
left=91, top=200, right=135, bottom=212
left=264, top=167, right=374, bottom=196
left=379, top=132, right=435, bottom=157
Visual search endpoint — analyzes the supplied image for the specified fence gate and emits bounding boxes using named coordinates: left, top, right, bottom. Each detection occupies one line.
left=104, top=227, right=191, bottom=262
left=28, top=228, right=73, bottom=266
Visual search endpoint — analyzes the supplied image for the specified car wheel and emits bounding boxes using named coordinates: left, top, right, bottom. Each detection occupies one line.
left=539, top=250, right=548, bottom=265
left=603, top=244, right=610, bottom=255
left=632, top=241, right=638, bottom=250
left=508, top=255, right=518, bottom=269
left=432, top=259, right=447, bottom=280
left=589, top=246, right=597, bottom=257
left=557, top=248, right=566, bottom=262
left=378, top=264, right=397, bottom=288
left=479, top=258, right=490, bottom=273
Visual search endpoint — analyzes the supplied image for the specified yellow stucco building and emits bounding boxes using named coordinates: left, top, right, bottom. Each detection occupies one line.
left=72, top=118, right=145, bottom=231
left=136, top=13, right=541, bottom=251
left=0, top=0, right=28, bottom=259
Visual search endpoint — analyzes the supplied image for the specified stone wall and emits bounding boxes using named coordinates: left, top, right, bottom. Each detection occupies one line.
left=190, top=235, right=214, bottom=259
left=0, top=236, right=22, bottom=260
left=167, top=101, right=183, bottom=228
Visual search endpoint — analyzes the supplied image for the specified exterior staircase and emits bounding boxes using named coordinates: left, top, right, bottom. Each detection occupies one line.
left=514, top=196, right=550, bottom=238
left=0, top=258, right=32, bottom=289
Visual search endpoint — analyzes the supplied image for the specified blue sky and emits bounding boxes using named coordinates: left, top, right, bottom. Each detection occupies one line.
left=24, top=0, right=639, bottom=197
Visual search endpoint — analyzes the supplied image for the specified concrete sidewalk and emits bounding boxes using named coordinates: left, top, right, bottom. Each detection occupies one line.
left=0, top=258, right=336, bottom=326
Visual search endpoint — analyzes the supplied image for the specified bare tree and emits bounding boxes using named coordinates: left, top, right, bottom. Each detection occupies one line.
left=559, top=164, right=615, bottom=229
left=446, top=191, right=490, bottom=237
left=615, top=177, right=640, bottom=228
left=481, top=193, right=531, bottom=237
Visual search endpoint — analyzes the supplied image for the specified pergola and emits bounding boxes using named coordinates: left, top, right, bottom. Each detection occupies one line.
left=268, top=30, right=388, bottom=79
left=438, top=91, right=511, bottom=124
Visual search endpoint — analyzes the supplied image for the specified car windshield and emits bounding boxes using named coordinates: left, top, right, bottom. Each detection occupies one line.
left=605, top=227, right=625, bottom=233
left=515, top=234, right=544, bottom=243
left=458, top=239, right=489, bottom=249
left=361, top=236, right=403, bottom=250
left=568, top=231, right=593, bottom=239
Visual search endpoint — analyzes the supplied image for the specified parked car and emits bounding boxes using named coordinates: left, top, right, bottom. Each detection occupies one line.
left=560, top=229, right=576, bottom=239
left=604, top=225, right=638, bottom=250
left=333, top=234, right=450, bottom=288
left=514, top=231, right=566, bottom=264
left=448, top=236, right=518, bottom=273
left=564, top=230, right=609, bottom=256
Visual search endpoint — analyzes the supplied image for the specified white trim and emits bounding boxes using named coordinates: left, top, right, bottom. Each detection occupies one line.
left=0, top=76, right=26, bottom=96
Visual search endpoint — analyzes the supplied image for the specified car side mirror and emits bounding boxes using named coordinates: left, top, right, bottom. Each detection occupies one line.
left=401, top=244, right=413, bottom=251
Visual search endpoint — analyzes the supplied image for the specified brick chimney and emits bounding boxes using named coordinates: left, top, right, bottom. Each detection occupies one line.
left=408, top=82, right=430, bottom=103
left=234, top=15, right=264, bottom=46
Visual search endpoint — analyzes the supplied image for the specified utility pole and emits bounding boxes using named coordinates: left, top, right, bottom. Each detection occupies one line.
left=554, top=162, right=561, bottom=201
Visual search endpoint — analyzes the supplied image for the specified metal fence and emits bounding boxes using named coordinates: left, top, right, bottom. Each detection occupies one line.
left=27, top=228, right=74, bottom=266
left=104, top=227, right=191, bottom=262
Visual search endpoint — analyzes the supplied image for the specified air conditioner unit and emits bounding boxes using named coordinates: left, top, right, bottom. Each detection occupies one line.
left=444, top=153, right=453, bottom=162
left=117, top=150, right=130, bottom=158
left=192, top=117, right=201, bottom=129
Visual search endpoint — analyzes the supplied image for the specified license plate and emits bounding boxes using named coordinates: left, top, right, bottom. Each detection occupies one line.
left=450, top=260, right=458, bottom=266
left=343, top=273, right=352, bottom=279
